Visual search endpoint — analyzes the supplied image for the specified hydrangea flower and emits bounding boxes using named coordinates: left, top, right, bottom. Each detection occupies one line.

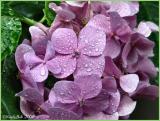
left=51, top=26, right=106, bottom=78
left=49, top=75, right=109, bottom=116
left=14, top=1, right=159, bottom=120
left=15, top=26, right=61, bottom=82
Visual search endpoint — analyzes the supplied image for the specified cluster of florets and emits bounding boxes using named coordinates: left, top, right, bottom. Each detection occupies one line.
left=15, top=1, right=158, bottom=120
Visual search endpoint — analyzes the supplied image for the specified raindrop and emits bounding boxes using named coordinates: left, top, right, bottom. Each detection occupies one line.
left=85, top=40, right=88, bottom=43
left=84, top=64, right=88, bottom=68
left=87, top=68, right=92, bottom=72
left=40, top=68, right=46, bottom=76
left=60, top=92, right=64, bottom=95
left=95, top=48, right=99, bottom=52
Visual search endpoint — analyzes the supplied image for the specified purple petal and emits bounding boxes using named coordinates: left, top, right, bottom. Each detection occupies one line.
left=65, top=1, right=86, bottom=7
left=53, top=81, right=81, bottom=103
left=74, top=75, right=102, bottom=99
left=104, top=56, right=122, bottom=78
left=32, top=115, right=50, bottom=120
left=124, top=15, right=137, bottom=29
left=46, top=59, right=61, bottom=75
left=15, top=44, right=34, bottom=73
left=78, top=26, right=106, bottom=56
left=83, top=90, right=110, bottom=114
left=30, top=64, right=48, bottom=82
left=136, top=85, right=159, bottom=100
left=104, top=38, right=121, bottom=59
left=120, top=74, right=139, bottom=93
left=84, top=112, right=119, bottom=120
left=51, top=28, right=77, bottom=54
left=29, top=26, right=47, bottom=56
left=49, top=3, right=75, bottom=21
left=132, top=33, right=155, bottom=57
left=102, top=76, right=117, bottom=93
left=20, top=98, right=35, bottom=117
left=44, top=41, right=55, bottom=61
left=16, top=88, right=44, bottom=105
left=109, top=2, right=139, bottom=17
left=118, top=95, right=137, bottom=116
left=105, top=90, right=120, bottom=114
left=136, top=21, right=159, bottom=37
left=74, top=55, right=105, bottom=78
left=122, top=41, right=138, bottom=67
left=47, top=108, right=80, bottom=120
left=23, top=52, right=43, bottom=66
left=53, top=55, right=76, bottom=78
left=109, top=12, right=131, bottom=43
left=86, top=14, right=111, bottom=34
left=137, top=58, right=157, bottom=78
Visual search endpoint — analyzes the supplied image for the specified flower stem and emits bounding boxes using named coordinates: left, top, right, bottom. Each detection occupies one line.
left=21, top=17, right=37, bottom=26
left=39, top=15, right=46, bottom=23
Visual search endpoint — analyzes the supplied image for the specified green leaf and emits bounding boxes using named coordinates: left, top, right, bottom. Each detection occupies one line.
left=9, top=1, right=44, bottom=21
left=44, top=1, right=60, bottom=26
left=137, top=2, right=159, bottom=85
left=1, top=16, right=22, bottom=61
left=1, top=55, right=22, bottom=119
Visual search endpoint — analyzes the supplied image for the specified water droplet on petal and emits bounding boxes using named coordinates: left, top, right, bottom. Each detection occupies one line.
left=84, top=64, right=88, bottom=68
left=40, top=67, right=46, bottom=76
left=87, top=68, right=92, bottom=72
left=95, top=48, right=99, bottom=52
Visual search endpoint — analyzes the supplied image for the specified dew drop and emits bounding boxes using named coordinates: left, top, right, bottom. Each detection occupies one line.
left=40, top=68, right=46, bottom=76
left=84, top=64, right=88, bottom=68
left=95, top=48, right=99, bottom=52
left=87, top=68, right=92, bottom=72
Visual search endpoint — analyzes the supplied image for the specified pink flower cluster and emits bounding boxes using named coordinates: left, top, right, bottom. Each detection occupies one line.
left=15, top=1, right=159, bottom=120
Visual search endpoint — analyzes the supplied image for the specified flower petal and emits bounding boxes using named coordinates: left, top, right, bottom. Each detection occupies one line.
left=122, top=41, right=138, bottom=67
left=102, top=76, right=117, bottom=93
left=137, top=58, right=157, bottom=78
left=15, top=44, right=34, bottom=73
left=120, top=74, right=139, bottom=93
left=132, top=33, right=155, bottom=57
left=104, top=38, right=121, bottom=59
left=30, top=64, right=48, bottom=82
left=109, top=2, right=139, bottom=17
left=29, top=26, right=48, bottom=56
left=47, top=108, right=80, bottom=120
left=46, top=59, right=61, bottom=75
left=23, top=52, right=43, bottom=66
left=74, top=55, right=105, bottom=78
left=16, top=88, right=44, bottom=105
left=78, top=26, right=106, bottom=56
left=51, top=28, right=77, bottom=54
left=53, top=81, right=81, bottom=103
left=20, top=98, right=35, bottom=117
left=83, top=90, right=110, bottom=114
left=118, top=95, right=137, bottom=116
left=74, top=75, right=102, bottom=99
left=105, top=90, right=120, bottom=114
left=86, top=14, right=111, bottom=34
left=109, top=12, right=131, bottom=43
left=136, top=21, right=159, bottom=37
left=44, top=41, right=55, bottom=61
left=104, top=56, right=122, bottom=78
left=84, top=112, right=119, bottom=120
left=53, top=55, right=76, bottom=78
left=49, top=3, right=76, bottom=21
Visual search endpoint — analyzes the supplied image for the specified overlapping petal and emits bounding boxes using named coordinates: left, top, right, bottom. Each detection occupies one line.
left=78, top=26, right=106, bottom=56
left=75, top=75, right=102, bottom=99
left=120, top=74, right=139, bottom=93
left=51, top=28, right=77, bottom=54
left=53, top=81, right=82, bottom=103
left=74, top=55, right=105, bottom=77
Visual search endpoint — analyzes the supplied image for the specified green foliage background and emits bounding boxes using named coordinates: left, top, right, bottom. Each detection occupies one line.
left=1, top=1, right=159, bottom=120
